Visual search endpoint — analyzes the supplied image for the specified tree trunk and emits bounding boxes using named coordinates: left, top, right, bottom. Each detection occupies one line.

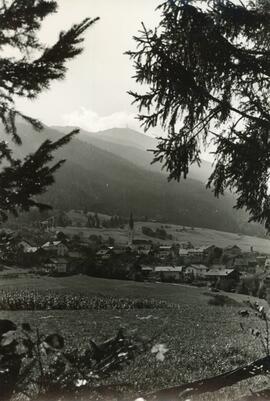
left=146, top=355, right=270, bottom=401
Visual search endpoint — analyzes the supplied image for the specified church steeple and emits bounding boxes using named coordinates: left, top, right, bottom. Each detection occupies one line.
left=129, top=212, right=134, bottom=230
left=128, top=212, right=134, bottom=245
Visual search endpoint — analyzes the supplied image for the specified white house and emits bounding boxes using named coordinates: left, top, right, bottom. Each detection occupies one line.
left=42, top=241, right=68, bottom=256
left=184, top=264, right=208, bottom=279
left=158, top=245, right=173, bottom=260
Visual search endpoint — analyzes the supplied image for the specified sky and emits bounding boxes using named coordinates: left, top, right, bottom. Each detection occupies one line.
left=16, top=0, right=162, bottom=134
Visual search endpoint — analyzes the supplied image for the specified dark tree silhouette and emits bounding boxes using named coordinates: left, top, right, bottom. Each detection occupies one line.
left=127, top=0, right=270, bottom=229
left=0, top=0, right=99, bottom=221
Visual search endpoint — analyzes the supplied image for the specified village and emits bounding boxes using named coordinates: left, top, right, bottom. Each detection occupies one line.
left=1, top=210, right=270, bottom=298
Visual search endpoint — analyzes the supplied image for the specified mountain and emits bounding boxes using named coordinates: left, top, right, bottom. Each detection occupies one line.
left=53, top=126, right=213, bottom=184
left=1, top=122, right=265, bottom=235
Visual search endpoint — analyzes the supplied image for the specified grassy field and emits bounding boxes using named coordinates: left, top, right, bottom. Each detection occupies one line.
left=0, top=275, right=269, bottom=399
left=59, top=222, right=270, bottom=254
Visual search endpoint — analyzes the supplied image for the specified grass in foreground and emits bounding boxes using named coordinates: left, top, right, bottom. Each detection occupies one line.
left=0, top=275, right=268, bottom=400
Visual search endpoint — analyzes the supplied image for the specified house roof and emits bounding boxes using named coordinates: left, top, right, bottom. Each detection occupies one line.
left=205, top=269, right=236, bottom=277
left=96, top=249, right=110, bottom=256
left=155, top=266, right=183, bottom=272
left=48, top=257, right=69, bottom=264
left=25, top=246, right=38, bottom=254
left=133, top=239, right=151, bottom=245
left=141, top=266, right=153, bottom=271
left=225, top=245, right=241, bottom=251
left=188, top=249, right=204, bottom=254
left=188, top=264, right=208, bottom=270
left=42, top=241, right=63, bottom=248
left=234, top=259, right=248, bottom=267
left=197, top=245, right=216, bottom=252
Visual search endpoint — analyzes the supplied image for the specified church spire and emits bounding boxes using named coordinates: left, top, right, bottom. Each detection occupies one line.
left=128, top=212, right=134, bottom=246
left=129, top=212, right=134, bottom=230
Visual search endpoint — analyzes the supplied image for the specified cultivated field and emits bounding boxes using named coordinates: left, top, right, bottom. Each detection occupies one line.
left=58, top=222, right=270, bottom=254
left=0, top=275, right=269, bottom=399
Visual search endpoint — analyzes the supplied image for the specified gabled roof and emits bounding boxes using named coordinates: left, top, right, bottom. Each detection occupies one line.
left=42, top=241, right=63, bottom=248
left=188, top=264, right=208, bottom=270
left=225, top=245, right=241, bottom=251
left=24, top=246, right=38, bottom=254
left=197, top=245, right=216, bottom=252
left=205, top=269, right=236, bottom=277
left=96, top=249, right=110, bottom=256
left=155, top=266, right=183, bottom=272
left=188, top=248, right=204, bottom=254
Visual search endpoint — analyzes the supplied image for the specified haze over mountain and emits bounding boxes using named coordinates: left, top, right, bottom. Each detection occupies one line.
left=53, top=126, right=213, bottom=184
left=1, top=122, right=265, bottom=236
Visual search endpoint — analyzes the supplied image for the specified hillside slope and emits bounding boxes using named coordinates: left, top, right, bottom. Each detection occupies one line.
left=53, top=126, right=213, bottom=183
left=1, top=122, right=264, bottom=235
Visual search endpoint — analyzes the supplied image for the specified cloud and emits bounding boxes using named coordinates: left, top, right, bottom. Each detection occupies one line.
left=61, top=107, right=141, bottom=132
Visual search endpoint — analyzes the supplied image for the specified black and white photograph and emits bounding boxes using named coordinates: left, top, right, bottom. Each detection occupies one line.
left=0, top=1, right=270, bottom=400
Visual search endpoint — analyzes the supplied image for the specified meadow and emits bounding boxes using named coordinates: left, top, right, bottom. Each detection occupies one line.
left=59, top=221, right=270, bottom=254
left=0, top=275, right=269, bottom=399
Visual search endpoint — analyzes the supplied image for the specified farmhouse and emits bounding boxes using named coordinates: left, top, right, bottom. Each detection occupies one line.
left=178, top=249, right=190, bottom=264
left=41, top=241, right=68, bottom=256
left=157, top=245, right=173, bottom=260
left=205, top=268, right=240, bottom=290
left=184, top=264, right=208, bottom=279
left=154, top=266, right=183, bottom=282
left=233, top=255, right=257, bottom=273
left=257, top=255, right=267, bottom=267
left=96, top=248, right=113, bottom=260
left=186, top=249, right=204, bottom=264
left=132, top=239, right=152, bottom=255
left=18, top=240, right=37, bottom=253
left=45, top=257, right=70, bottom=274
left=223, top=245, right=242, bottom=258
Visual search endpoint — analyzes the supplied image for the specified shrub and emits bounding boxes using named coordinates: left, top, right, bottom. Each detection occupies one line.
left=207, top=294, right=239, bottom=307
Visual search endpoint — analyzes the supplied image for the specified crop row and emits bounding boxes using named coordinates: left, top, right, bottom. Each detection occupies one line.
left=0, top=289, right=179, bottom=311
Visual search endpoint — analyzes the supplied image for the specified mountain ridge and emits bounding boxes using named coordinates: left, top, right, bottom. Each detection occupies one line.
left=0, top=122, right=265, bottom=236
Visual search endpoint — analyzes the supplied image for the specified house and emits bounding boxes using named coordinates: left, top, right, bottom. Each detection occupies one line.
left=204, top=268, right=240, bottom=290
left=126, top=263, right=153, bottom=281
left=233, top=257, right=249, bottom=272
left=257, top=255, right=267, bottom=267
left=186, top=249, right=204, bottom=264
left=96, top=248, right=113, bottom=260
left=184, top=264, right=208, bottom=279
left=198, top=245, right=223, bottom=263
left=41, top=241, right=68, bottom=256
left=141, top=265, right=154, bottom=279
left=157, top=245, right=173, bottom=260
left=178, top=249, right=190, bottom=264
left=45, top=257, right=70, bottom=274
left=113, top=246, right=130, bottom=255
left=223, top=245, right=242, bottom=258
left=154, top=266, right=183, bottom=282
left=132, top=239, right=152, bottom=255
left=18, top=240, right=36, bottom=253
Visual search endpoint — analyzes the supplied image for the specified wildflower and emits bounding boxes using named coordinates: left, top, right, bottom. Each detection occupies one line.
left=75, top=379, right=87, bottom=387
left=151, top=343, right=168, bottom=361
